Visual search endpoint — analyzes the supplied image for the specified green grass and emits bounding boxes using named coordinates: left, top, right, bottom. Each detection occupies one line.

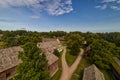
left=71, top=55, right=116, bottom=80
left=66, top=49, right=77, bottom=66
left=50, top=69, right=62, bottom=80
left=50, top=51, right=63, bottom=80
left=60, top=41, right=67, bottom=46
left=101, top=70, right=115, bottom=80
left=71, top=74, right=78, bottom=80
left=111, top=59, right=120, bottom=75
left=71, top=55, right=92, bottom=80
left=0, top=42, right=7, bottom=48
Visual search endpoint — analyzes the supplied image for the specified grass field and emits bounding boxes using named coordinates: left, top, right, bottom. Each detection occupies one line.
left=71, top=55, right=116, bottom=80
left=71, top=55, right=91, bottom=80
left=66, top=49, right=77, bottom=66
left=50, top=69, right=62, bottom=80
left=111, top=58, right=120, bottom=75
left=101, top=69, right=115, bottom=80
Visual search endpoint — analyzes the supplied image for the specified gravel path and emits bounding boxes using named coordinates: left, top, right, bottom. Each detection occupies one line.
left=60, top=48, right=84, bottom=80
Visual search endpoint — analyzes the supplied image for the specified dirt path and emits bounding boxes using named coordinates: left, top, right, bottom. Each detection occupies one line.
left=60, top=48, right=84, bottom=80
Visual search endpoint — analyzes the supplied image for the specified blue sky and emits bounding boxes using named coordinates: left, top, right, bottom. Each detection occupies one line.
left=0, top=0, right=120, bottom=32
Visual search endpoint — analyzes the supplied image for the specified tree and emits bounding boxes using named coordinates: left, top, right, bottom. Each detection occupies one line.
left=53, top=49, right=60, bottom=57
left=69, top=41, right=80, bottom=55
left=12, top=42, right=49, bottom=80
left=40, top=31, right=67, bottom=38
left=67, top=34, right=83, bottom=55
left=97, top=32, right=120, bottom=47
left=1, top=30, right=41, bottom=47
left=90, top=39, right=119, bottom=69
left=84, top=32, right=100, bottom=45
left=0, top=29, right=3, bottom=34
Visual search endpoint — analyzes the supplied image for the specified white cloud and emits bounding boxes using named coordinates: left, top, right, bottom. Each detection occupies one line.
left=96, top=0, right=120, bottom=11
left=101, top=0, right=120, bottom=3
left=95, top=4, right=107, bottom=10
left=43, top=0, right=73, bottom=16
left=0, top=0, right=73, bottom=16
left=102, top=0, right=117, bottom=3
left=110, top=6, right=120, bottom=10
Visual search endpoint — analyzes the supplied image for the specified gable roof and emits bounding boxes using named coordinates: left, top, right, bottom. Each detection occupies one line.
left=0, top=46, right=23, bottom=73
left=37, top=38, right=60, bottom=65
left=83, top=64, right=105, bottom=80
left=45, top=52, right=58, bottom=65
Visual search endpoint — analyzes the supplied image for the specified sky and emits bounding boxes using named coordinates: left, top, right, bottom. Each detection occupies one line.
left=0, top=0, right=120, bottom=32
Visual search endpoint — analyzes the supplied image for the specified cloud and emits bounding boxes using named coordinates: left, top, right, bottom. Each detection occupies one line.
left=95, top=4, right=107, bottom=10
left=44, top=0, right=73, bottom=16
left=110, top=6, right=120, bottom=10
left=0, top=19, right=18, bottom=23
left=102, top=0, right=116, bottom=3
left=0, top=0, right=73, bottom=16
left=96, top=0, right=120, bottom=10
left=30, top=15, right=40, bottom=19
left=117, top=0, right=120, bottom=3
left=101, top=0, right=120, bottom=3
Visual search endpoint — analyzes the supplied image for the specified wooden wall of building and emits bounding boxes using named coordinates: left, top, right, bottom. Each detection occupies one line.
left=0, top=66, right=17, bottom=80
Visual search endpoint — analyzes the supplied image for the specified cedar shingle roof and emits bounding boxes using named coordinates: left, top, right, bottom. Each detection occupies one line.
left=37, top=38, right=61, bottom=65
left=45, top=52, right=58, bottom=65
left=83, top=64, right=105, bottom=80
left=0, top=46, right=23, bottom=73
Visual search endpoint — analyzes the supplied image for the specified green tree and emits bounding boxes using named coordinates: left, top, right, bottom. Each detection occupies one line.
left=67, top=34, right=83, bottom=55
left=97, top=32, right=120, bottom=47
left=12, top=42, right=49, bottom=80
left=1, top=30, right=41, bottom=47
left=90, top=39, right=119, bottom=69
left=53, top=49, right=60, bottom=57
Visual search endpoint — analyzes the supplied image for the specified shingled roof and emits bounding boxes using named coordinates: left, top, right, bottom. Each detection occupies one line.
left=37, top=38, right=61, bottom=65
left=83, top=64, right=105, bottom=80
left=0, top=46, right=23, bottom=73
left=45, top=52, right=59, bottom=65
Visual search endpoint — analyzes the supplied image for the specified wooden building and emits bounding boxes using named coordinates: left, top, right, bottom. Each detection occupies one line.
left=83, top=64, right=105, bottom=80
left=0, top=38, right=62, bottom=80
left=37, top=38, right=63, bottom=76
left=0, top=46, right=23, bottom=80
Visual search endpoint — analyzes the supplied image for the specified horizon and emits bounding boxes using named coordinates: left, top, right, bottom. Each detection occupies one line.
left=0, top=0, right=120, bottom=32
left=1, top=29, right=120, bottom=33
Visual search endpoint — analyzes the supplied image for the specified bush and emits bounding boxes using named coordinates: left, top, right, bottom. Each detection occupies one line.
left=53, top=49, right=60, bottom=57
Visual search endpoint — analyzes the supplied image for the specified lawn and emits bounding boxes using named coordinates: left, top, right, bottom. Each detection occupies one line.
left=50, top=69, right=62, bottom=80
left=66, top=49, right=77, bottom=66
left=71, top=55, right=116, bottom=80
left=101, top=69, right=115, bottom=80
left=111, top=58, right=120, bottom=75
left=71, top=55, right=92, bottom=80
left=60, top=41, right=67, bottom=46
left=0, top=42, right=6, bottom=48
